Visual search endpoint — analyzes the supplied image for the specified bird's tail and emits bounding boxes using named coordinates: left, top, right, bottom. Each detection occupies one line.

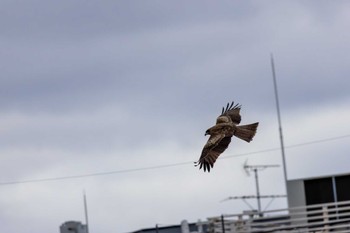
left=234, top=122, right=259, bottom=142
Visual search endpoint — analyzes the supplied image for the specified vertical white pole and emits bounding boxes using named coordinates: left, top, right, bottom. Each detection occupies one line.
left=83, top=190, right=90, bottom=233
left=271, top=54, right=289, bottom=203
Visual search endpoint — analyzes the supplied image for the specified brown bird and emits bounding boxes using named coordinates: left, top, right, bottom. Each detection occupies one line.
left=195, top=102, right=259, bottom=172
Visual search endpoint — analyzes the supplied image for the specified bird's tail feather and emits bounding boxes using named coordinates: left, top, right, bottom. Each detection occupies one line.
left=234, top=122, right=259, bottom=142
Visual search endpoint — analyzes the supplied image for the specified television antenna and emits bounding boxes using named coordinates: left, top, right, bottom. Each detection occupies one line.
left=223, top=160, right=285, bottom=214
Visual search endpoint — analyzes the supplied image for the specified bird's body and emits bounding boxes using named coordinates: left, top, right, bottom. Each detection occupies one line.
left=195, top=102, right=259, bottom=172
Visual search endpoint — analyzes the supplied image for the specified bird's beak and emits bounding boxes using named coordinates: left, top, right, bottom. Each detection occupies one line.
left=205, top=132, right=208, bottom=136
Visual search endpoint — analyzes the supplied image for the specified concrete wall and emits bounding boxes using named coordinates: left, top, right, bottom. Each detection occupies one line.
left=287, top=179, right=306, bottom=208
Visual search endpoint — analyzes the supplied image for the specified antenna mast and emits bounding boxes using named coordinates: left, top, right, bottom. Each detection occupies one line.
left=271, top=54, right=288, bottom=200
left=243, top=163, right=280, bottom=213
left=223, top=163, right=285, bottom=214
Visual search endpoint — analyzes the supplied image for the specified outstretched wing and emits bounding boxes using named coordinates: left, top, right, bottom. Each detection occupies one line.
left=196, top=135, right=232, bottom=172
left=219, top=101, right=241, bottom=124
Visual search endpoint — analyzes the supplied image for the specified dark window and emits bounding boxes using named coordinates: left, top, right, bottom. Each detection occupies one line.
left=335, top=175, right=350, bottom=220
left=304, top=178, right=334, bottom=225
left=303, top=175, right=350, bottom=225
left=304, top=178, right=334, bottom=205
left=335, top=175, right=350, bottom=201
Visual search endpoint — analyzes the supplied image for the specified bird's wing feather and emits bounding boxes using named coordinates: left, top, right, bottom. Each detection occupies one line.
left=219, top=101, right=241, bottom=124
left=196, top=134, right=232, bottom=172
left=213, top=136, right=232, bottom=154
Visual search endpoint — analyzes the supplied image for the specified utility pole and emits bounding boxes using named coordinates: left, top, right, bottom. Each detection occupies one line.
left=221, top=215, right=226, bottom=233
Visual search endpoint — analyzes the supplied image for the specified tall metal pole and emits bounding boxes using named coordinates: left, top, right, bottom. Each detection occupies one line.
left=270, top=54, right=288, bottom=201
left=221, top=215, right=226, bottom=233
left=83, top=191, right=90, bottom=233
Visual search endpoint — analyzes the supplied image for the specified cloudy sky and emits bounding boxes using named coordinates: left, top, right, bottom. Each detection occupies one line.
left=1, top=1, right=350, bottom=232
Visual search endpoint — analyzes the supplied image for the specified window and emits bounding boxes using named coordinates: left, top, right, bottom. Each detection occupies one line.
left=304, top=177, right=334, bottom=205
left=335, top=175, right=350, bottom=202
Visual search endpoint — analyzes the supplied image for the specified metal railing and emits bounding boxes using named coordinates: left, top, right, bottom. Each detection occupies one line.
left=207, top=200, right=350, bottom=233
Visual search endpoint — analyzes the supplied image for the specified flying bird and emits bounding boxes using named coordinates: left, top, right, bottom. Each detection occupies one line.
left=195, top=102, right=259, bottom=172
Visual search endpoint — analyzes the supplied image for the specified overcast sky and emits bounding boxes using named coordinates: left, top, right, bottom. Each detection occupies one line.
left=1, top=1, right=350, bottom=233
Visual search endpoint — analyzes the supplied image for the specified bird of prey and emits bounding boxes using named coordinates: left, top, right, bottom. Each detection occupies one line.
left=195, top=102, right=259, bottom=172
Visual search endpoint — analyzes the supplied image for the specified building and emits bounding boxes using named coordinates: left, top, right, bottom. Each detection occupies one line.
left=287, top=172, right=350, bottom=207
left=202, top=172, right=350, bottom=232
left=60, top=221, right=88, bottom=233
left=130, top=220, right=208, bottom=233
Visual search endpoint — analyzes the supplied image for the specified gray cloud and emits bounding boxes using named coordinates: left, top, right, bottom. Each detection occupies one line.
left=0, top=1, right=350, bottom=233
